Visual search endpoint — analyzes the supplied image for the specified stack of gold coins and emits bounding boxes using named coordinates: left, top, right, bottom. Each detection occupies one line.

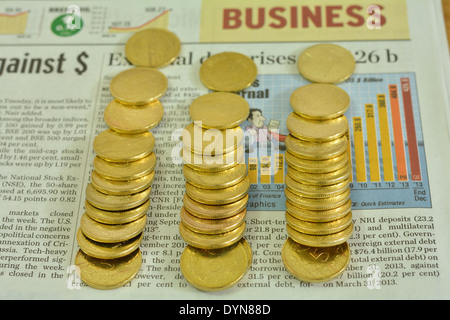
left=75, top=28, right=180, bottom=289
left=178, top=52, right=257, bottom=291
left=281, top=44, right=356, bottom=283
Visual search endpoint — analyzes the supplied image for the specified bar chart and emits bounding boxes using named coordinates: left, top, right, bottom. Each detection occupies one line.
left=240, top=73, right=431, bottom=211
left=350, top=78, right=422, bottom=183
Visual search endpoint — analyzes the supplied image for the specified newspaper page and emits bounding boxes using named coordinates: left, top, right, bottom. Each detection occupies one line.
left=0, top=0, right=449, bottom=302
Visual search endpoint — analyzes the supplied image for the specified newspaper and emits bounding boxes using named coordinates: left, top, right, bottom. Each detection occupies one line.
left=0, top=0, right=450, bottom=301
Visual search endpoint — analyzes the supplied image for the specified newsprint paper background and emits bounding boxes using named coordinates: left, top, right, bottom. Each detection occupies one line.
left=0, top=0, right=449, bottom=301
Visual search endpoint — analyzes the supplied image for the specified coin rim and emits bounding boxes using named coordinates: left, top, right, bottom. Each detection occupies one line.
left=93, top=129, right=155, bottom=163
left=185, top=176, right=250, bottom=205
left=285, top=188, right=351, bottom=211
left=179, top=221, right=245, bottom=250
left=188, top=92, right=250, bottom=129
left=90, top=170, right=155, bottom=196
left=84, top=199, right=150, bottom=225
left=75, top=248, right=142, bottom=290
left=287, top=162, right=352, bottom=186
left=285, top=150, right=349, bottom=173
left=124, top=28, right=181, bottom=68
left=286, top=223, right=353, bottom=247
left=93, top=153, right=156, bottom=181
left=180, top=206, right=246, bottom=234
left=182, top=145, right=245, bottom=172
left=286, top=198, right=352, bottom=222
left=281, top=238, right=350, bottom=282
left=77, top=228, right=143, bottom=260
left=286, top=113, right=349, bottom=142
left=180, top=239, right=250, bottom=291
left=297, top=43, right=355, bottom=84
left=104, top=99, right=164, bottom=133
left=85, top=183, right=151, bottom=211
left=109, top=67, right=168, bottom=105
left=181, top=122, right=244, bottom=156
left=199, top=52, right=257, bottom=92
left=285, top=174, right=350, bottom=198
left=290, top=83, right=350, bottom=120
left=80, top=212, right=147, bottom=243
left=183, top=163, right=247, bottom=189
left=285, top=134, right=348, bottom=160
left=182, top=193, right=249, bottom=220
left=285, top=211, right=353, bottom=235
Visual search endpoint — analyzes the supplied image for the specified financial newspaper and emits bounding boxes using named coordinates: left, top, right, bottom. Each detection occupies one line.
left=0, top=0, right=449, bottom=300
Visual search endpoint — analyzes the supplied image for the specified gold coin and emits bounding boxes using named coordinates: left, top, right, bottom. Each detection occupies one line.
left=183, top=194, right=249, bottom=220
left=90, top=170, right=154, bottom=196
left=285, top=134, right=348, bottom=160
left=189, top=92, right=250, bottom=129
left=179, top=221, right=245, bottom=250
left=85, top=183, right=151, bottom=211
left=109, top=67, right=168, bottom=105
left=287, top=162, right=351, bottom=186
left=182, top=122, right=243, bottom=155
left=285, top=135, right=348, bottom=160
left=125, top=28, right=181, bottom=68
left=286, top=223, right=353, bottom=247
left=85, top=199, right=149, bottom=225
left=80, top=212, right=147, bottom=243
left=93, top=129, right=155, bottom=163
left=285, top=211, right=352, bottom=235
left=290, top=84, right=350, bottom=120
left=199, top=52, right=257, bottom=92
left=185, top=176, right=250, bottom=205
left=285, top=150, right=348, bottom=173
left=182, top=144, right=244, bottom=172
left=180, top=206, right=246, bottom=234
left=241, top=237, right=253, bottom=267
left=104, top=99, right=164, bottom=133
left=286, top=113, right=348, bottom=142
left=285, top=174, right=349, bottom=198
left=286, top=199, right=352, bottom=223
left=285, top=188, right=350, bottom=211
left=183, top=164, right=247, bottom=189
left=77, top=229, right=143, bottom=260
left=93, top=153, right=156, bottom=181
left=297, top=44, right=355, bottom=84
left=75, top=248, right=142, bottom=290
left=282, top=238, right=350, bottom=282
left=180, top=238, right=250, bottom=291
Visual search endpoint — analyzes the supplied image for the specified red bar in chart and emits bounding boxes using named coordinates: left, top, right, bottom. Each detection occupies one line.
left=389, top=85, right=408, bottom=181
left=401, top=78, right=422, bottom=181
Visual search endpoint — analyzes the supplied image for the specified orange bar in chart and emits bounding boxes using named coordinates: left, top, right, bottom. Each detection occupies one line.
left=377, top=94, right=395, bottom=181
left=274, top=153, right=284, bottom=184
left=365, top=104, right=381, bottom=182
left=389, top=85, right=408, bottom=181
left=353, top=117, right=367, bottom=182
left=248, top=157, right=258, bottom=184
left=260, top=156, right=271, bottom=184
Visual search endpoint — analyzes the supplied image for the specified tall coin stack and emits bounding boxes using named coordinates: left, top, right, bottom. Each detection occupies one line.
left=178, top=52, right=257, bottom=291
left=281, top=44, right=356, bottom=283
left=75, top=28, right=181, bottom=290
